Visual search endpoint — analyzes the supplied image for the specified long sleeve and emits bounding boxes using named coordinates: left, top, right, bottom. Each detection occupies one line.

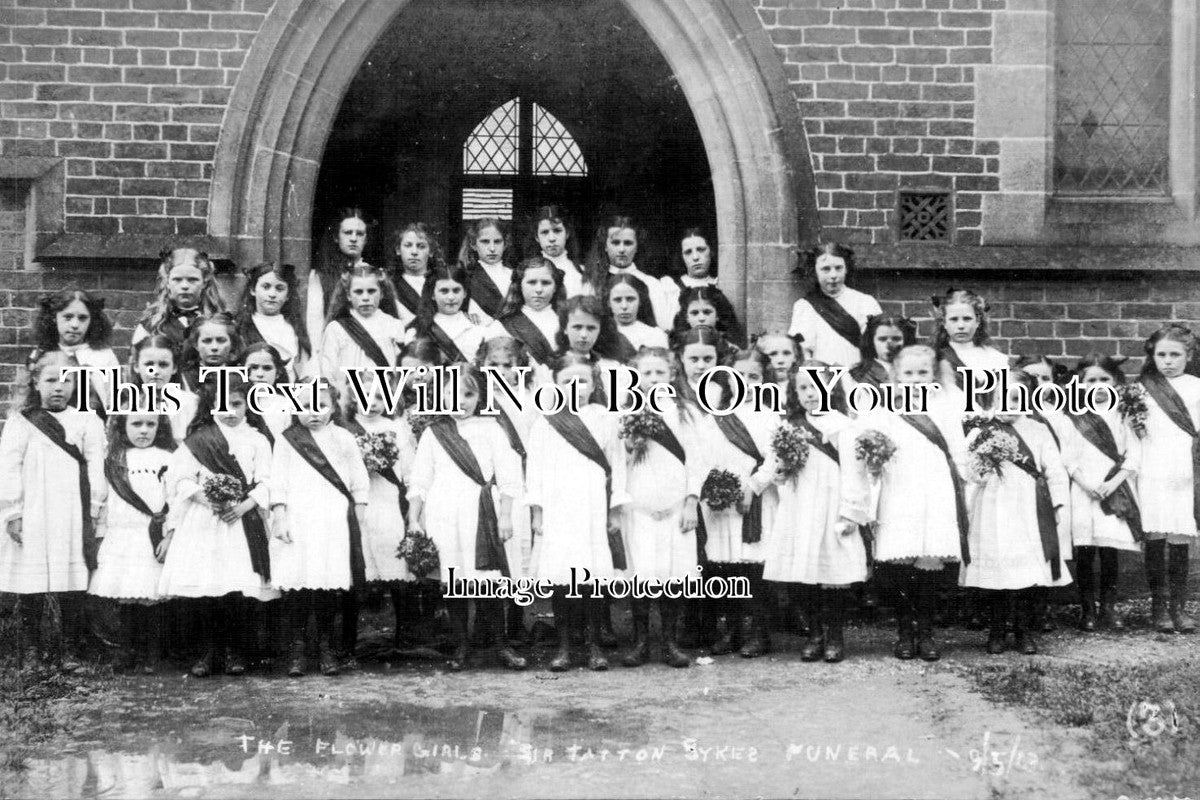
left=676, top=413, right=707, bottom=499
left=339, top=429, right=371, bottom=504
left=605, top=417, right=631, bottom=509
left=747, top=415, right=780, bottom=495
left=1041, top=434, right=1070, bottom=510
left=81, top=413, right=108, bottom=517
left=1119, top=419, right=1141, bottom=475
left=838, top=418, right=875, bottom=526
left=245, top=434, right=272, bottom=509
left=319, top=319, right=348, bottom=381
left=166, top=445, right=203, bottom=506
left=524, top=418, right=548, bottom=507
left=269, top=437, right=292, bottom=508
left=0, top=414, right=29, bottom=526
left=489, top=423, right=524, bottom=499
left=408, top=432, right=436, bottom=502
left=305, top=270, right=326, bottom=354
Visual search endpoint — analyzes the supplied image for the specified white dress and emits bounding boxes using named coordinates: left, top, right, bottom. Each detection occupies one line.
left=621, top=407, right=706, bottom=581
left=62, top=343, right=121, bottom=413
left=617, top=321, right=668, bottom=352
left=697, top=406, right=778, bottom=564
left=249, top=312, right=312, bottom=381
left=525, top=405, right=630, bottom=586
left=157, top=422, right=278, bottom=600
left=787, top=287, right=881, bottom=368
left=545, top=252, right=589, bottom=298
left=409, top=312, right=486, bottom=364
left=482, top=305, right=560, bottom=383
left=467, top=263, right=513, bottom=328
left=762, top=412, right=867, bottom=585
left=90, top=446, right=172, bottom=602
left=270, top=423, right=370, bottom=591
left=843, top=392, right=968, bottom=565
left=660, top=274, right=718, bottom=323
left=0, top=409, right=106, bottom=593
left=609, top=264, right=674, bottom=330
left=251, top=389, right=294, bottom=441
left=1035, top=409, right=1074, bottom=558
left=939, top=341, right=1010, bottom=405
left=165, top=388, right=199, bottom=443
left=355, top=413, right=415, bottom=583
left=408, top=416, right=524, bottom=585
left=320, top=309, right=409, bottom=392
left=962, top=417, right=1073, bottom=589
left=1061, top=410, right=1141, bottom=552
left=490, top=390, right=536, bottom=579
left=1138, top=374, right=1200, bottom=539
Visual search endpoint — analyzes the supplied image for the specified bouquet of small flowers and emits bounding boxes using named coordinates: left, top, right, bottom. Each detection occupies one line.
left=357, top=431, right=400, bottom=474
left=407, top=411, right=448, bottom=441
left=967, top=424, right=1023, bottom=481
left=619, top=409, right=669, bottom=465
left=771, top=422, right=812, bottom=481
left=202, top=473, right=244, bottom=508
left=854, top=429, right=897, bottom=476
left=397, top=531, right=439, bottom=579
left=700, top=469, right=743, bottom=512
left=1119, top=382, right=1149, bottom=439
left=962, top=413, right=993, bottom=434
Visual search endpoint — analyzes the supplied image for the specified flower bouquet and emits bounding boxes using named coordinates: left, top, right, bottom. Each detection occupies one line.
left=771, top=422, right=811, bottom=481
left=397, top=531, right=440, bottom=579
left=202, top=473, right=244, bottom=510
left=967, top=425, right=1023, bottom=481
left=1119, top=382, right=1149, bottom=439
left=619, top=408, right=668, bottom=465
left=357, top=431, right=400, bottom=474
left=854, top=429, right=897, bottom=476
left=700, top=469, right=743, bottom=512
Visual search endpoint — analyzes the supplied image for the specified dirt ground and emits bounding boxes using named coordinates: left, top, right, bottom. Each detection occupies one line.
left=5, top=597, right=1196, bottom=800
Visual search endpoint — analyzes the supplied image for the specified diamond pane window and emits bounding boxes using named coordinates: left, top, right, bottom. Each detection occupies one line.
left=533, top=103, right=588, bottom=176
left=463, top=98, right=519, bottom=176
left=1054, top=0, right=1171, bottom=195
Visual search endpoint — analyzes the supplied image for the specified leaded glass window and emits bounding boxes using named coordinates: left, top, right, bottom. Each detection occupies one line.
left=533, top=104, right=588, bottom=176
left=463, top=98, right=520, bottom=176
left=1054, top=0, right=1171, bottom=195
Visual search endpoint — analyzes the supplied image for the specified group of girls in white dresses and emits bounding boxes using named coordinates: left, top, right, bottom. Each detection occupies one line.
left=2, top=231, right=1196, bottom=680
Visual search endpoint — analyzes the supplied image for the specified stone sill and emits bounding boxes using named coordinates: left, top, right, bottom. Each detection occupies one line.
left=853, top=244, right=1200, bottom=273
left=36, top=233, right=233, bottom=264
left=1047, top=196, right=1185, bottom=226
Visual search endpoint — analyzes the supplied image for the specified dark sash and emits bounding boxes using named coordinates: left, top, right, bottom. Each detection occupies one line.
left=103, top=457, right=168, bottom=551
left=899, top=413, right=970, bottom=564
left=545, top=411, right=627, bottom=570
left=794, top=414, right=840, bottom=466
left=805, top=289, right=863, bottom=352
left=428, top=322, right=468, bottom=363
left=394, top=275, right=423, bottom=317
left=469, top=269, right=508, bottom=319
left=282, top=423, right=367, bottom=586
left=648, top=415, right=687, bottom=466
left=850, top=359, right=889, bottom=388
left=183, top=425, right=271, bottom=581
left=500, top=312, right=557, bottom=365
left=994, top=422, right=1062, bottom=579
left=336, top=315, right=391, bottom=368
left=344, top=419, right=408, bottom=518
left=239, top=317, right=264, bottom=348
left=495, top=406, right=527, bottom=468
left=1068, top=412, right=1145, bottom=541
left=22, top=409, right=98, bottom=570
left=1031, top=410, right=1061, bottom=450
left=713, top=413, right=765, bottom=544
left=938, top=346, right=968, bottom=390
left=428, top=420, right=510, bottom=575
left=1142, top=372, right=1200, bottom=526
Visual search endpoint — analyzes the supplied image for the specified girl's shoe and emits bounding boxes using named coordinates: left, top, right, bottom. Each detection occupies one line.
left=548, top=647, right=571, bottom=672
left=191, top=650, right=214, bottom=678
left=587, top=644, right=609, bottom=671
left=497, top=646, right=528, bottom=671
left=286, top=641, right=306, bottom=677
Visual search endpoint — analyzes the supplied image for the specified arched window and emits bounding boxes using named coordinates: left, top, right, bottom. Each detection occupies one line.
left=460, top=98, right=588, bottom=221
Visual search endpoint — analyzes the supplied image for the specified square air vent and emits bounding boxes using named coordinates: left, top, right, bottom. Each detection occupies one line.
left=898, top=191, right=952, bottom=242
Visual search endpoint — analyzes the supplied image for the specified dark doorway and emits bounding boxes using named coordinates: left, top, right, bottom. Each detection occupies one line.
left=313, top=0, right=716, bottom=277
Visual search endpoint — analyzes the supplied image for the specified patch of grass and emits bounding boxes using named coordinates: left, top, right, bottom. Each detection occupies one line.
left=964, top=659, right=1199, bottom=798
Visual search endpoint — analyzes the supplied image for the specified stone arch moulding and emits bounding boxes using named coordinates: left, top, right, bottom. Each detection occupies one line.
left=209, top=0, right=819, bottom=328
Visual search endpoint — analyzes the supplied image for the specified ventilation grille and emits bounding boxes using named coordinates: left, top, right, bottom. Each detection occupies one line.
left=898, top=191, right=952, bottom=242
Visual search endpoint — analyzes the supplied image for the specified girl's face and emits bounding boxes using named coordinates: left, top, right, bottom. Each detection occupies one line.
left=1081, top=365, right=1115, bottom=386
left=433, top=278, right=466, bottom=315
left=363, top=380, right=389, bottom=417
left=996, top=384, right=1026, bottom=424
left=349, top=276, right=381, bottom=316
left=337, top=217, right=367, bottom=260
left=56, top=299, right=91, bottom=347
left=794, top=370, right=823, bottom=413
left=471, top=225, right=505, bottom=266
left=556, top=364, right=594, bottom=405
left=1153, top=338, right=1189, bottom=379
left=686, top=299, right=717, bottom=330
left=565, top=309, right=600, bottom=355
left=894, top=352, right=935, bottom=386
left=454, top=379, right=480, bottom=418
left=733, top=358, right=765, bottom=388
left=872, top=325, right=905, bottom=362
left=136, top=347, right=175, bottom=388
left=252, top=271, right=288, bottom=316
left=814, top=254, right=847, bottom=297
left=36, top=360, right=75, bottom=412
left=636, top=354, right=672, bottom=388
left=680, top=342, right=718, bottom=383
left=167, top=263, right=204, bottom=310
left=680, top=235, right=712, bottom=279
left=297, top=386, right=334, bottom=429
left=944, top=302, right=979, bottom=344
left=537, top=219, right=567, bottom=258
left=484, top=349, right=519, bottom=388
left=126, top=414, right=160, bottom=449
left=521, top=266, right=556, bottom=312
left=398, top=232, right=430, bottom=275
left=605, top=227, right=638, bottom=268
left=400, top=355, right=435, bottom=391
left=609, top=283, right=639, bottom=326
left=196, top=322, right=233, bottom=366
left=1022, top=361, right=1054, bottom=385
left=243, top=350, right=278, bottom=385
left=214, top=392, right=247, bottom=427
left=759, top=336, right=797, bottom=382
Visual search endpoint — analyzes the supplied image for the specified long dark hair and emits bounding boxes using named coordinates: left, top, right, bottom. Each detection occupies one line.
left=584, top=214, right=643, bottom=290
left=185, top=372, right=271, bottom=440
left=34, top=288, right=113, bottom=353
left=670, top=285, right=741, bottom=346
left=674, top=227, right=717, bottom=278
left=1141, top=324, right=1197, bottom=377
left=797, top=242, right=857, bottom=292
left=456, top=218, right=515, bottom=272
left=605, top=271, right=656, bottom=328
left=554, top=295, right=626, bottom=361
left=931, top=287, right=992, bottom=349
left=315, top=207, right=374, bottom=281
left=526, top=205, right=580, bottom=263
left=495, top=256, right=566, bottom=321
left=413, top=264, right=472, bottom=337
left=1074, top=352, right=1127, bottom=383
left=858, top=314, right=917, bottom=364
left=324, top=264, right=402, bottom=323
left=233, top=342, right=289, bottom=388
left=106, top=413, right=177, bottom=470
left=180, top=312, right=241, bottom=390
left=387, top=221, right=446, bottom=276
left=130, top=334, right=181, bottom=388
left=235, top=262, right=311, bottom=359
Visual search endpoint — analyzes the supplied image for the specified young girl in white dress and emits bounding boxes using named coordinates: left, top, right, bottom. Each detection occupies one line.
left=1061, top=354, right=1141, bottom=632
left=236, top=262, right=313, bottom=382
left=584, top=215, right=674, bottom=329
left=130, top=335, right=197, bottom=442
left=788, top=243, right=881, bottom=369
left=270, top=377, right=369, bottom=677
left=930, top=288, right=1009, bottom=408
left=619, top=347, right=706, bottom=669
left=484, top=257, right=565, bottom=381
left=529, top=206, right=589, bottom=298
left=526, top=357, right=629, bottom=671
left=844, top=345, right=969, bottom=661
left=321, top=265, right=413, bottom=398
left=698, top=345, right=780, bottom=658
left=1137, top=324, right=1200, bottom=633
left=406, top=365, right=525, bottom=671
left=406, top=264, right=486, bottom=365
left=179, top=312, right=240, bottom=393
left=132, top=247, right=226, bottom=351
left=610, top=275, right=668, bottom=353
left=0, top=351, right=106, bottom=669
left=235, top=342, right=294, bottom=442
left=306, top=208, right=370, bottom=350
left=90, top=413, right=175, bottom=672
left=388, top=221, right=442, bottom=320
left=31, top=289, right=121, bottom=415
left=963, top=372, right=1071, bottom=655
left=158, top=375, right=277, bottom=678
left=755, top=333, right=803, bottom=417
left=457, top=218, right=514, bottom=327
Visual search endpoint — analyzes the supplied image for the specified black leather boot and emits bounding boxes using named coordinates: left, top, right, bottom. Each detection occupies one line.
left=1097, top=547, right=1124, bottom=629
left=822, top=590, right=846, bottom=663
left=1169, top=544, right=1196, bottom=633
left=659, top=601, right=690, bottom=668
left=1075, top=546, right=1097, bottom=631
left=621, top=601, right=650, bottom=668
left=709, top=615, right=735, bottom=656
left=548, top=595, right=573, bottom=671
left=915, top=574, right=940, bottom=662
left=986, top=592, right=1007, bottom=654
left=1146, top=539, right=1174, bottom=632
left=286, top=640, right=306, bottom=677
left=1014, top=592, right=1039, bottom=655
left=799, top=588, right=824, bottom=662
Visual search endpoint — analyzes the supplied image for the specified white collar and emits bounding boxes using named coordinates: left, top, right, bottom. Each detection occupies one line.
left=680, top=274, right=717, bottom=288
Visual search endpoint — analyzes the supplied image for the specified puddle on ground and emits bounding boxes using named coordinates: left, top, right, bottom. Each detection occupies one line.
left=1, top=704, right=650, bottom=798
